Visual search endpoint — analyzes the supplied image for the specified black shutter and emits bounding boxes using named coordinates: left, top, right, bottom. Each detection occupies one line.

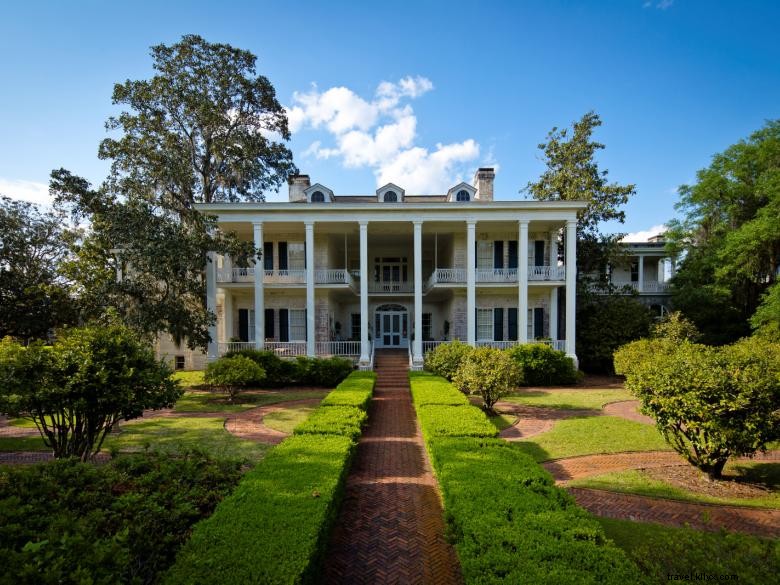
left=508, top=241, right=518, bottom=269
left=279, top=309, right=289, bottom=342
left=278, top=242, right=288, bottom=270
left=494, top=308, right=504, bottom=341
left=534, top=241, right=545, bottom=266
left=264, top=308, right=274, bottom=340
left=263, top=242, right=274, bottom=270
left=303, top=241, right=306, bottom=269
left=238, top=309, right=249, bottom=342
left=508, top=308, right=518, bottom=341
left=534, top=307, right=544, bottom=340
left=493, top=241, right=504, bottom=269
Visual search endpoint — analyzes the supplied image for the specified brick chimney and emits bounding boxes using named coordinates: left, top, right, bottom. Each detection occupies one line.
left=473, top=167, right=495, bottom=201
left=288, top=174, right=311, bottom=202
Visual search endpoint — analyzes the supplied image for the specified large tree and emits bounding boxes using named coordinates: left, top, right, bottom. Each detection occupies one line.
left=667, top=120, right=780, bottom=344
left=0, top=196, right=77, bottom=340
left=53, top=35, right=297, bottom=348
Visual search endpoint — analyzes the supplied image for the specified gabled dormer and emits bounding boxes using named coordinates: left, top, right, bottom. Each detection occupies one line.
left=304, top=183, right=334, bottom=203
left=376, top=183, right=405, bottom=203
left=446, top=182, right=476, bottom=202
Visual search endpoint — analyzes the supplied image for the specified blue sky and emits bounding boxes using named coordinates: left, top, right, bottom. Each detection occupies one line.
left=1, top=0, right=778, bottom=238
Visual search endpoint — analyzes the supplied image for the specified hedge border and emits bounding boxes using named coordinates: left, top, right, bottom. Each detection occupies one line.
left=408, top=372, right=644, bottom=584
left=164, top=371, right=376, bottom=584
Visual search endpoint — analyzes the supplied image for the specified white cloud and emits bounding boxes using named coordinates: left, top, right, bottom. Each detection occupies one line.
left=643, top=0, right=674, bottom=9
left=0, top=177, right=52, bottom=206
left=622, top=224, right=667, bottom=242
left=286, top=76, right=484, bottom=192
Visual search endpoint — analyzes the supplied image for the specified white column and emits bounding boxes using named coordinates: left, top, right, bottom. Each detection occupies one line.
left=359, top=221, right=370, bottom=365
left=549, top=287, right=558, bottom=342
left=466, top=220, right=476, bottom=345
left=224, top=291, right=234, bottom=342
left=565, top=220, right=577, bottom=365
left=253, top=222, right=264, bottom=349
left=305, top=221, right=315, bottom=357
left=413, top=220, right=423, bottom=366
left=206, top=251, right=218, bottom=360
left=638, top=254, right=645, bottom=293
left=518, top=220, right=529, bottom=343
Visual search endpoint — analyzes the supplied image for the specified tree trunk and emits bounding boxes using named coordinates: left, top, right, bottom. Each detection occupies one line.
left=702, top=458, right=728, bottom=481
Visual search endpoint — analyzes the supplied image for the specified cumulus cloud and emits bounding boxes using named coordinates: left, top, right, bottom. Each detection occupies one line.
left=0, top=177, right=52, bottom=206
left=286, top=76, right=485, bottom=193
left=622, top=224, right=667, bottom=242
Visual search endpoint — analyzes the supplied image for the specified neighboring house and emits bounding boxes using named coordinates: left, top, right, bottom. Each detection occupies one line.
left=587, top=235, right=675, bottom=317
left=158, top=169, right=587, bottom=370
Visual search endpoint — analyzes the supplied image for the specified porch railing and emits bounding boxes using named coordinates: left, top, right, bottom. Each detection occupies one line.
left=476, top=268, right=518, bottom=283
left=217, top=341, right=255, bottom=354
left=476, top=340, right=520, bottom=350
left=429, top=268, right=466, bottom=284
left=368, top=281, right=415, bottom=293
left=264, top=341, right=307, bottom=357
left=314, top=269, right=350, bottom=285
left=422, top=340, right=446, bottom=354
left=529, top=266, right=566, bottom=281
left=264, top=269, right=306, bottom=284
left=315, top=340, right=361, bottom=356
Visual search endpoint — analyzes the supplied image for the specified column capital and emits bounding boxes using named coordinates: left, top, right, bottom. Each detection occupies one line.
left=412, top=219, right=424, bottom=228
left=566, top=219, right=577, bottom=228
left=466, top=218, right=477, bottom=227
left=359, top=219, right=369, bottom=229
left=518, top=219, right=530, bottom=227
left=252, top=221, right=263, bottom=227
left=304, top=220, right=315, bottom=229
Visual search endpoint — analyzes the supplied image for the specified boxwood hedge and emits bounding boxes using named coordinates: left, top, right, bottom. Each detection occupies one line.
left=408, top=371, right=470, bottom=407
left=164, top=371, right=375, bottom=584
left=409, top=374, right=644, bottom=584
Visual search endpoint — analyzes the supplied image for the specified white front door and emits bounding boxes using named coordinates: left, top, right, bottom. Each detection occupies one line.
left=375, top=310, right=408, bottom=348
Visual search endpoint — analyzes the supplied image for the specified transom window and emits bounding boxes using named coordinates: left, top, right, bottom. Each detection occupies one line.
left=311, top=191, right=325, bottom=202
left=384, top=190, right=398, bottom=202
left=456, top=189, right=470, bottom=202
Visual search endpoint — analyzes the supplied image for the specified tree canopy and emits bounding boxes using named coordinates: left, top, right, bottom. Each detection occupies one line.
left=667, top=119, right=780, bottom=343
left=52, top=35, right=296, bottom=348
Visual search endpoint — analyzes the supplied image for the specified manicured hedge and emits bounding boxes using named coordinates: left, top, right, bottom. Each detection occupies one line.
left=164, top=371, right=376, bottom=584
left=416, top=405, right=498, bottom=439
left=223, top=349, right=354, bottom=388
left=409, top=374, right=644, bottom=584
left=319, top=372, right=376, bottom=410
left=293, top=405, right=368, bottom=441
left=408, top=371, right=470, bottom=407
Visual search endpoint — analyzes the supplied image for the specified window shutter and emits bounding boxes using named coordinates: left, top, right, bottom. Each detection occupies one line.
left=534, top=307, right=545, bottom=339
left=508, top=308, right=518, bottom=340
left=508, top=241, right=518, bottom=269
left=264, top=308, right=275, bottom=340
left=534, top=241, right=545, bottom=267
left=279, top=309, right=289, bottom=342
left=238, top=309, right=249, bottom=342
left=493, top=308, right=504, bottom=341
left=263, top=242, right=274, bottom=270
left=493, top=241, right=504, bottom=269
left=278, top=242, right=288, bottom=270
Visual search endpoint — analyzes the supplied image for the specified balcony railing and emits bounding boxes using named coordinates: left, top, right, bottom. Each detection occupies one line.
left=368, top=281, right=415, bottom=293
left=264, top=269, right=306, bottom=284
left=476, top=268, right=518, bottom=283
left=217, top=267, right=354, bottom=285
left=315, top=341, right=361, bottom=356
left=529, top=266, right=566, bottom=281
left=314, top=269, right=351, bottom=285
left=598, top=280, right=672, bottom=294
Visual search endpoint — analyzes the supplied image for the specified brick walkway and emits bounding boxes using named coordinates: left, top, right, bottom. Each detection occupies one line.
left=224, top=398, right=321, bottom=443
left=602, top=400, right=653, bottom=425
left=569, top=487, right=780, bottom=538
left=497, top=404, right=593, bottom=440
left=323, top=350, right=461, bottom=584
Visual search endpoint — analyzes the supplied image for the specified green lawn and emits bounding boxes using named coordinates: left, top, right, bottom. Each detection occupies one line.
left=570, top=463, right=780, bottom=510
left=172, top=370, right=206, bottom=388
left=599, top=517, right=779, bottom=584
left=0, top=435, right=50, bottom=451
left=104, top=417, right=270, bottom=462
left=502, top=388, right=633, bottom=410
left=514, top=415, right=671, bottom=461
left=173, top=389, right=328, bottom=413
left=263, top=406, right=316, bottom=434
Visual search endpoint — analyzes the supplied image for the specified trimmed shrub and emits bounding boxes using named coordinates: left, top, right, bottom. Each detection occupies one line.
left=293, top=405, right=368, bottom=441
left=320, top=372, right=376, bottom=410
left=223, top=349, right=353, bottom=388
left=650, top=310, right=702, bottom=343
left=614, top=336, right=780, bottom=479
left=164, top=435, right=355, bottom=585
left=204, top=355, right=265, bottom=401
left=506, top=344, right=579, bottom=386
left=416, top=405, right=498, bottom=439
left=408, top=372, right=470, bottom=407
left=424, top=340, right=474, bottom=381
left=224, top=349, right=298, bottom=387
left=0, top=451, right=242, bottom=585
left=408, top=374, right=644, bottom=584
left=452, top=346, right=522, bottom=411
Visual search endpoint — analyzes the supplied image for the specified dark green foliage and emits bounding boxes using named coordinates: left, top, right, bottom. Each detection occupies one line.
left=576, top=291, right=653, bottom=373
left=667, top=120, right=780, bottom=344
left=614, top=337, right=780, bottom=479
left=293, top=406, right=368, bottom=441
left=0, top=451, right=242, bottom=585
left=416, top=405, right=498, bottom=439
left=0, top=325, right=181, bottom=461
left=224, top=349, right=353, bottom=388
left=164, top=371, right=375, bottom=584
left=408, top=374, right=643, bottom=584
left=600, top=518, right=779, bottom=585
left=0, top=196, right=77, bottom=341
left=423, top=340, right=474, bottom=381
left=204, top=355, right=265, bottom=401
left=750, top=282, right=780, bottom=341
left=452, top=347, right=522, bottom=411
left=408, top=372, right=470, bottom=407
left=506, top=344, right=579, bottom=386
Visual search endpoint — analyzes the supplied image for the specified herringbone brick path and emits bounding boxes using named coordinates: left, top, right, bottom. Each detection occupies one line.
left=569, top=487, right=780, bottom=538
left=323, top=350, right=462, bottom=584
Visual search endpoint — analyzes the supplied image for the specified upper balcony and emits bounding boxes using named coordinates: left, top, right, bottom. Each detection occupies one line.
left=217, top=267, right=354, bottom=286
left=426, top=265, right=566, bottom=287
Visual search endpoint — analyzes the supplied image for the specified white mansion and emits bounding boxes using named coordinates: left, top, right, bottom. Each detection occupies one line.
left=158, top=169, right=673, bottom=370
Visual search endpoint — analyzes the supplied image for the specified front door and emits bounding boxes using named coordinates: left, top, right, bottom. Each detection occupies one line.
left=375, top=309, right=408, bottom=348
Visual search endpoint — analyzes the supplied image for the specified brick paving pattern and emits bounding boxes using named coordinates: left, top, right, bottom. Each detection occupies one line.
left=569, top=487, right=780, bottom=538
left=497, top=403, right=593, bottom=440
left=224, top=398, right=322, bottom=443
left=601, top=400, right=654, bottom=425
left=323, top=350, right=461, bottom=585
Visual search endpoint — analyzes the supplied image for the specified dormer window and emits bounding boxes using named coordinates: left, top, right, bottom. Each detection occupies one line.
left=376, top=183, right=405, bottom=202
left=384, top=191, right=398, bottom=203
left=304, top=183, right=334, bottom=203
left=446, top=181, right=477, bottom=202
left=311, top=191, right=325, bottom=202
left=456, top=189, right=470, bottom=202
